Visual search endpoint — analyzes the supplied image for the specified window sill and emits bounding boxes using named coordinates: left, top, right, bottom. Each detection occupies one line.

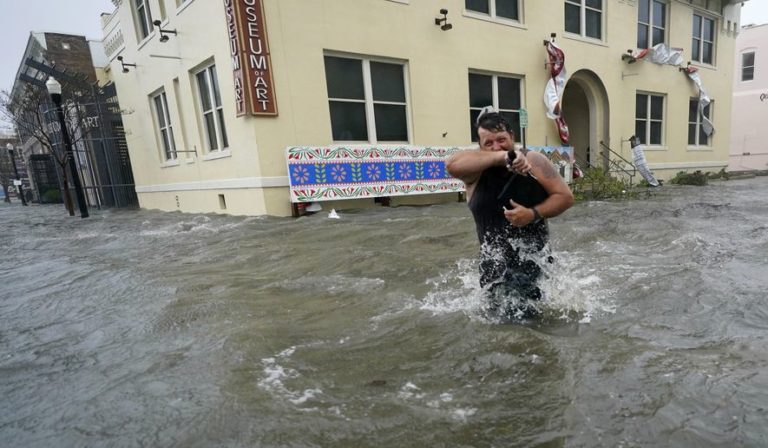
left=462, top=12, right=526, bottom=29
left=202, top=149, right=232, bottom=161
left=137, top=31, right=156, bottom=50
left=642, top=146, right=667, bottom=151
left=686, top=146, right=713, bottom=151
left=690, top=62, right=717, bottom=71
left=562, top=33, right=608, bottom=48
left=160, top=159, right=180, bottom=168
left=176, top=0, right=196, bottom=15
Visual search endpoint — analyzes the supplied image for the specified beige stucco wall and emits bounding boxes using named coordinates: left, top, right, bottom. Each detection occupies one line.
left=106, top=0, right=738, bottom=216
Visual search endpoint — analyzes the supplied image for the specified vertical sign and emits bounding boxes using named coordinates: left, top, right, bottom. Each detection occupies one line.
left=225, top=0, right=247, bottom=116
left=225, top=0, right=278, bottom=116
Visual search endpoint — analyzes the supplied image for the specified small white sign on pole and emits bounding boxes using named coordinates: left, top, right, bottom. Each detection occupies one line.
left=13, top=180, right=22, bottom=186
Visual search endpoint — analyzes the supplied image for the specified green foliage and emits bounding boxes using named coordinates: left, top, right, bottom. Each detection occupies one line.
left=669, top=170, right=708, bottom=186
left=571, top=168, right=636, bottom=201
left=637, top=179, right=664, bottom=188
left=42, top=188, right=61, bottom=203
left=706, top=168, right=730, bottom=180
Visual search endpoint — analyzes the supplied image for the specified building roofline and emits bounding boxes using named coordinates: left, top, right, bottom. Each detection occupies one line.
left=27, top=30, right=93, bottom=40
left=742, top=22, right=768, bottom=29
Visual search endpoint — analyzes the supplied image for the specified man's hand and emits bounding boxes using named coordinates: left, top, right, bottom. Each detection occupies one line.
left=507, top=150, right=532, bottom=175
left=503, top=200, right=536, bottom=227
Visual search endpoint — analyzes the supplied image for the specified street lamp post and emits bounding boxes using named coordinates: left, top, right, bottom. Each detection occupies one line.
left=5, top=143, right=28, bottom=206
left=46, top=76, right=89, bottom=218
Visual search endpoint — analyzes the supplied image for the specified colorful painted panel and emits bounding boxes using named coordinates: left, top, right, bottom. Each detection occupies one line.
left=285, top=145, right=574, bottom=203
left=286, top=146, right=466, bottom=203
left=527, top=146, right=574, bottom=162
left=527, top=146, right=575, bottom=183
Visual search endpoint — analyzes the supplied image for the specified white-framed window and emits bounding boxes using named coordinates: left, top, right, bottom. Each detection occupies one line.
left=637, top=0, right=666, bottom=49
left=635, top=92, right=664, bottom=146
left=151, top=90, right=177, bottom=161
left=564, top=0, right=602, bottom=40
left=741, top=51, right=755, bottom=81
left=465, top=0, right=520, bottom=22
left=468, top=72, right=523, bottom=142
left=688, top=98, right=712, bottom=146
left=323, top=55, right=409, bottom=143
left=134, top=0, right=153, bottom=41
left=194, top=63, right=229, bottom=152
left=692, top=13, right=715, bottom=65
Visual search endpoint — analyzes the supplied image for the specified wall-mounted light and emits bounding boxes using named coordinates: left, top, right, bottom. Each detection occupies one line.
left=435, top=9, right=452, bottom=31
left=116, top=56, right=136, bottom=73
left=153, top=20, right=177, bottom=42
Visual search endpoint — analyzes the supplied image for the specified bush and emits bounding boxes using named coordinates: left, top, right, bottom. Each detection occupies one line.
left=42, top=188, right=62, bottom=203
left=571, top=168, right=636, bottom=201
left=637, top=178, right=663, bottom=188
left=669, top=170, right=708, bottom=186
left=707, top=168, right=730, bottom=180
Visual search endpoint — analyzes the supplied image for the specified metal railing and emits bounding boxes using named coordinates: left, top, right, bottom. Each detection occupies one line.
left=599, top=140, right=636, bottom=186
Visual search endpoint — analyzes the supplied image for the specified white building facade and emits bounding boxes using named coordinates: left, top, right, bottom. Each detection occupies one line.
left=729, top=23, right=768, bottom=172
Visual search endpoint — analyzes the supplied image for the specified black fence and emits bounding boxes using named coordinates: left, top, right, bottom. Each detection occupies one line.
left=20, top=58, right=138, bottom=210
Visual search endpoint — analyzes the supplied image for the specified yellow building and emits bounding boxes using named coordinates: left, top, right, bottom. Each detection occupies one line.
left=103, top=0, right=744, bottom=216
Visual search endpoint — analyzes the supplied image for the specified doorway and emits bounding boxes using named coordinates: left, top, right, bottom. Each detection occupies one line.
left=561, top=70, right=610, bottom=171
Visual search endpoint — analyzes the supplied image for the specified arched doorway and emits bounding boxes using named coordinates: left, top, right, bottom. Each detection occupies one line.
left=561, top=70, right=610, bottom=171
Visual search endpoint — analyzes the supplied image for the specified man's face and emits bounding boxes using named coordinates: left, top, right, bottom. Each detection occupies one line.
left=478, top=127, right=514, bottom=152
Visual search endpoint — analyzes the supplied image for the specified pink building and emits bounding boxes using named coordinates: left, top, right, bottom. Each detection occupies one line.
left=729, top=23, right=768, bottom=172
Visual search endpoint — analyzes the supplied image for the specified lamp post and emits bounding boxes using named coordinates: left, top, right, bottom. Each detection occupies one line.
left=46, top=76, right=89, bottom=218
left=5, top=143, right=28, bottom=206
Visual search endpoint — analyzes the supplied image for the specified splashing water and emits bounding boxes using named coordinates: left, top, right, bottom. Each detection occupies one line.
left=421, top=240, right=615, bottom=323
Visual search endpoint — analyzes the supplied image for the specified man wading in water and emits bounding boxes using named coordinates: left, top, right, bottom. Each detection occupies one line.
left=446, top=109, right=574, bottom=319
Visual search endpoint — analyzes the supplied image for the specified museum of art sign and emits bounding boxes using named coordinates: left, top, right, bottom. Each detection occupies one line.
left=225, top=0, right=278, bottom=116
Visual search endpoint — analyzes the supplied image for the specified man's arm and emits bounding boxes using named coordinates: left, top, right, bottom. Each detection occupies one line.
left=503, top=152, right=574, bottom=226
left=445, top=150, right=506, bottom=185
left=446, top=150, right=531, bottom=185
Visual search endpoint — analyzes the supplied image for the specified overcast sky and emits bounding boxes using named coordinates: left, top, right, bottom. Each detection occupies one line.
left=1, top=0, right=767, bottom=130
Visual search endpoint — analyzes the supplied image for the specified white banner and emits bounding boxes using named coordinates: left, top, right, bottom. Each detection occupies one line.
left=628, top=44, right=715, bottom=136
left=684, top=68, right=715, bottom=136
left=543, top=39, right=570, bottom=145
left=630, top=136, right=659, bottom=187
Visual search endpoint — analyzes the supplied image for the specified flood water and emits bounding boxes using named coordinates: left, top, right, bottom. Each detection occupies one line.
left=2, top=177, right=768, bottom=447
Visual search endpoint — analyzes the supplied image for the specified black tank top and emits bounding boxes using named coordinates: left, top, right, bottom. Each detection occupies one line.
left=468, top=166, right=550, bottom=287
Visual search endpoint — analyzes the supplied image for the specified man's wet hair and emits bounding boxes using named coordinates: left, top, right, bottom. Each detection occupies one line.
left=476, top=112, right=515, bottom=139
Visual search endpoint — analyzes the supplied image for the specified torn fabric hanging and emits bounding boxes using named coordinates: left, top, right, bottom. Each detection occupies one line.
left=623, top=43, right=684, bottom=65
left=630, top=136, right=660, bottom=187
left=543, top=38, right=569, bottom=145
left=682, top=66, right=715, bottom=137
left=623, top=43, right=715, bottom=136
